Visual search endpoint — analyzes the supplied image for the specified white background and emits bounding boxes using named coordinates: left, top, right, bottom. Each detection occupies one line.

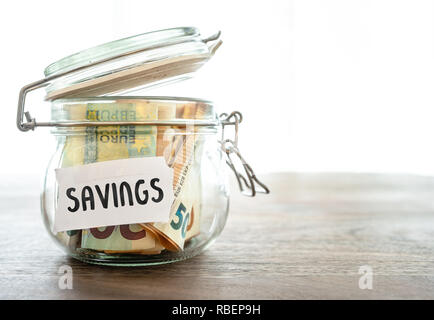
left=2, top=0, right=434, bottom=188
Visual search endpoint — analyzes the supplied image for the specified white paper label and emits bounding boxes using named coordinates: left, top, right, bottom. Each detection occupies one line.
left=54, top=157, right=174, bottom=233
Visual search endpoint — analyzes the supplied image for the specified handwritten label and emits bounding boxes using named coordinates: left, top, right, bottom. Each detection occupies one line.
left=54, top=157, right=174, bottom=232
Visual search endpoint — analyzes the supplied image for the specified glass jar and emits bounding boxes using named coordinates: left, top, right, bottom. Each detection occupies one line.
left=17, top=27, right=268, bottom=266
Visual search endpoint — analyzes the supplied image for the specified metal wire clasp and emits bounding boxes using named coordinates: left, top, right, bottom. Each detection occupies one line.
left=16, top=29, right=223, bottom=132
left=220, top=112, right=270, bottom=197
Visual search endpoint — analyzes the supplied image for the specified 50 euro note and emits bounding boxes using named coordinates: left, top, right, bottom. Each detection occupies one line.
left=58, top=101, right=163, bottom=254
left=142, top=103, right=208, bottom=251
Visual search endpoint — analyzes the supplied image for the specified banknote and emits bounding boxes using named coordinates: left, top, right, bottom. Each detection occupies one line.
left=81, top=225, right=156, bottom=251
left=185, top=140, right=203, bottom=241
left=155, top=101, right=177, bottom=161
left=142, top=102, right=208, bottom=251
left=55, top=105, right=87, bottom=249
left=143, top=163, right=197, bottom=251
left=83, top=102, right=157, bottom=163
left=58, top=99, right=209, bottom=253
left=60, top=101, right=160, bottom=253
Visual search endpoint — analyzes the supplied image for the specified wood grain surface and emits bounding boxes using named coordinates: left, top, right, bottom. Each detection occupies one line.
left=1, top=172, right=434, bottom=299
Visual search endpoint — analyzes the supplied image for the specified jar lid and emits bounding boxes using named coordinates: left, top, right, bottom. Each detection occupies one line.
left=43, top=27, right=222, bottom=100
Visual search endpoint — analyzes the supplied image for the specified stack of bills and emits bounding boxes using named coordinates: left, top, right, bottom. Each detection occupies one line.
left=55, top=99, right=211, bottom=255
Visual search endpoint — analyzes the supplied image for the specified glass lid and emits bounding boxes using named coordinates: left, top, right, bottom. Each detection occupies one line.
left=43, top=27, right=222, bottom=100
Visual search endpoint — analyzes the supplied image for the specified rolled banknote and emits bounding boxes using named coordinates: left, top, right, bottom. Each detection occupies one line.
left=185, top=141, right=203, bottom=241
left=155, top=101, right=177, bottom=162
left=143, top=102, right=208, bottom=251
left=142, top=164, right=198, bottom=251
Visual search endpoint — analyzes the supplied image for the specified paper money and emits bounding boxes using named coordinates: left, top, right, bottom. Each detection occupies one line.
left=59, top=101, right=161, bottom=253
left=57, top=99, right=210, bottom=254
left=155, top=101, right=177, bottom=160
left=144, top=162, right=197, bottom=251
left=185, top=145, right=203, bottom=241
left=83, top=102, right=157, bottom=162
left=55, top=105, right=87, bottom=250
left=81, top=224, right=158, bottom=251
left=143, top=102, right=207, bottom=251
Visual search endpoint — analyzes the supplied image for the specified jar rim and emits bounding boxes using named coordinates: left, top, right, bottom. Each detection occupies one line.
left=50, top=96, right=219, bottom=129
left=51, top=95, right=213, bottom=105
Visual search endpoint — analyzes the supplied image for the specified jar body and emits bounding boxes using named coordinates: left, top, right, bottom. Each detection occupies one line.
left=41, top=97, right=230, bottom=266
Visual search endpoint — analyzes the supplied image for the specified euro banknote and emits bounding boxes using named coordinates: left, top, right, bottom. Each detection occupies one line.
left=56, top=99, right=209, bottom=254
left=142, top=102, right=207, bottom=251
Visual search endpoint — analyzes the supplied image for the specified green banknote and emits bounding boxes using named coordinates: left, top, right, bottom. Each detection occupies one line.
left=61, top=101, right=160, bottom=252
left=81, top=225, right=156, bottom=251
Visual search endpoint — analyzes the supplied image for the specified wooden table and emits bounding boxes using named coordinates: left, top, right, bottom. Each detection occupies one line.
left=1, top=172, right=434, bottom=299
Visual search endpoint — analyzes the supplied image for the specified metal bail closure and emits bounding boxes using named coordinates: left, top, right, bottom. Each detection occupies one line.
left=17, top=27, right=223, bottom=132
left=220, top=112, right=270, bottom=197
